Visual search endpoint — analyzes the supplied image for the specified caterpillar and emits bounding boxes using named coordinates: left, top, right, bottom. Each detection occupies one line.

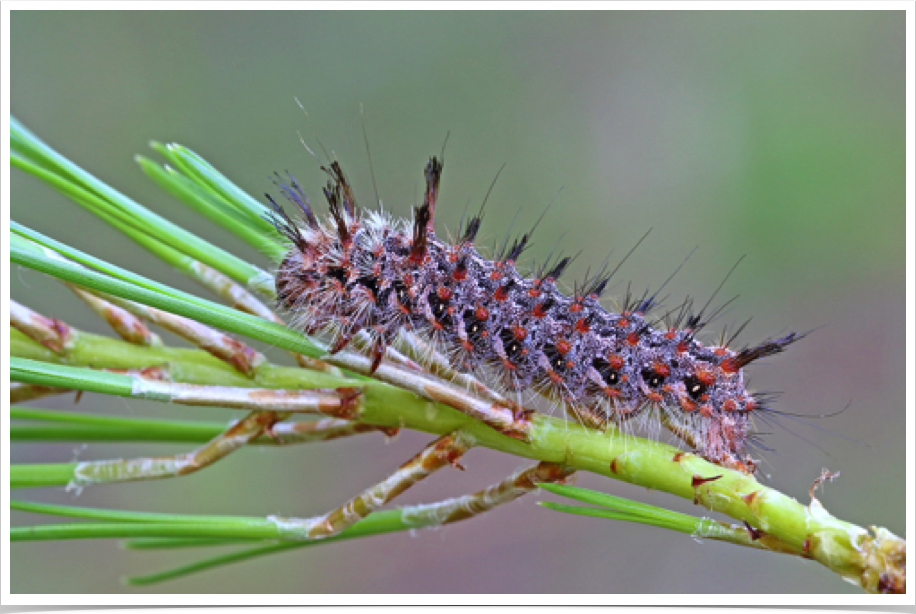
left=265, top=154, right=804, bottom=473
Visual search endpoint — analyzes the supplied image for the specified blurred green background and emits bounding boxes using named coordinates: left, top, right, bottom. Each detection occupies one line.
left=10, top=11, right=905, bottom=594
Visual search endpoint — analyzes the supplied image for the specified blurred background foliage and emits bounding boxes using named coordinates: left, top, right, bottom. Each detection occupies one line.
left=10, top=11, right=904, bottom=593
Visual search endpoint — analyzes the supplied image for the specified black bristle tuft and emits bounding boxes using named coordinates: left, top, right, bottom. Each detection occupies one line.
left=545, top=256, right=572, bottom=280
left=272, top=171, right=319, bottom=229
left=322, top=180, right=351, bottom=245
left=726, top=331, right=807, bottom=371
left=503, top=234, right=530, bottom=262
left=459, top=216, right=482, bottom=244
left=322, top=161, right=358, bottom=217
left=634, top=294, right=661, bottom=315
left=590, top=276, right=612, bottom=297
left=410, top=203, right=431, bottom=263
left=423, top=156, right=444, bottom=232
left=263, top=193, right=307, bottom=252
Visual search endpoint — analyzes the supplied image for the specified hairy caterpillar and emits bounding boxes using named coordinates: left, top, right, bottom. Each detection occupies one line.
left=265, top=154, right=803, bottom=473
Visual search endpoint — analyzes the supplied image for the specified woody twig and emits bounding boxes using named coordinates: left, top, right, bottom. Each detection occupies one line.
left=401, top=461, right=575, bottom=527
left=10, top=300, right=74, bottom=355
left=263, top=418, right=399, bottom=444
left=68, top=410, right=287, bottom=488
left=66, top=284, right=162, bottom=346
left=131, top=378, right=363, bottom=418
left=83, top=289, right=267, bottom=377
left=11, top=382, right=72, bottom=404
left=269, top=431, right=473, bottom=539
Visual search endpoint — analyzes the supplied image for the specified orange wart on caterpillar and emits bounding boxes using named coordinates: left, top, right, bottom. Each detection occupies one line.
left=264, top=153, right=806, bottom=474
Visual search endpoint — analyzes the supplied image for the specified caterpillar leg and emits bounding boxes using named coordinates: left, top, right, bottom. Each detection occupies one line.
left=268, top=431, right=472, bottom=539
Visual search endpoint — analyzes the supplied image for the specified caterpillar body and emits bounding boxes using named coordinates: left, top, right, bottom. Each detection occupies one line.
left=266, top=156, right=803, bottom=473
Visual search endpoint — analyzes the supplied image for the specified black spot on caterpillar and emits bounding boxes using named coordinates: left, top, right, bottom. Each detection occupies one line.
left=265, top=153, right=806, bottom=473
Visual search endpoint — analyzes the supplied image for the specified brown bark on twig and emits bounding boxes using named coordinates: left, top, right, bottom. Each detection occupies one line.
left=269, top=431, right=473, bottom=539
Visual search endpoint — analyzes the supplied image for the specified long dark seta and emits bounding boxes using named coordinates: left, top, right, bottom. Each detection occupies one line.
left=530, top=232, right=567, bottom=279
left=671, top=297, right=695, bottom=329
left=634, top=293, right=665, bottom=316
left=688, top=256, right=745, bottom=331
left=753, top=391, right=783, bottom=407
left=637, top=245, right=698, bottom=315
left=600, top=228, right=653, bottom=294
left=650, top=296, right=693, bottom=329
left=503, top=194, right=557, bottom=265
left=724, top=317, right=754, bottom=348
left=684, top=292, right=739, bottom=336
left=476, top=162, right=507, bottom=222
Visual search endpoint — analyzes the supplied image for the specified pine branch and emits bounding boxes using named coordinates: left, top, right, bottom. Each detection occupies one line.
left=8, top=116, right=905, bottom=594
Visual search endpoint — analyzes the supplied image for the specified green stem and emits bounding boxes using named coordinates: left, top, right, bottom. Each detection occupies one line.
left=11, top=523, right=281, bottom=541
left=11, top=407, right=228, bottom=443
left=10, top=499, right=255, bottom=524
left=123, top=537, right=256, bottom=549
left=125, top=543, right=302, bottom=586
left=12, top=357, right=134, bottom=396
left=10, top=465, right=78, bottom=489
